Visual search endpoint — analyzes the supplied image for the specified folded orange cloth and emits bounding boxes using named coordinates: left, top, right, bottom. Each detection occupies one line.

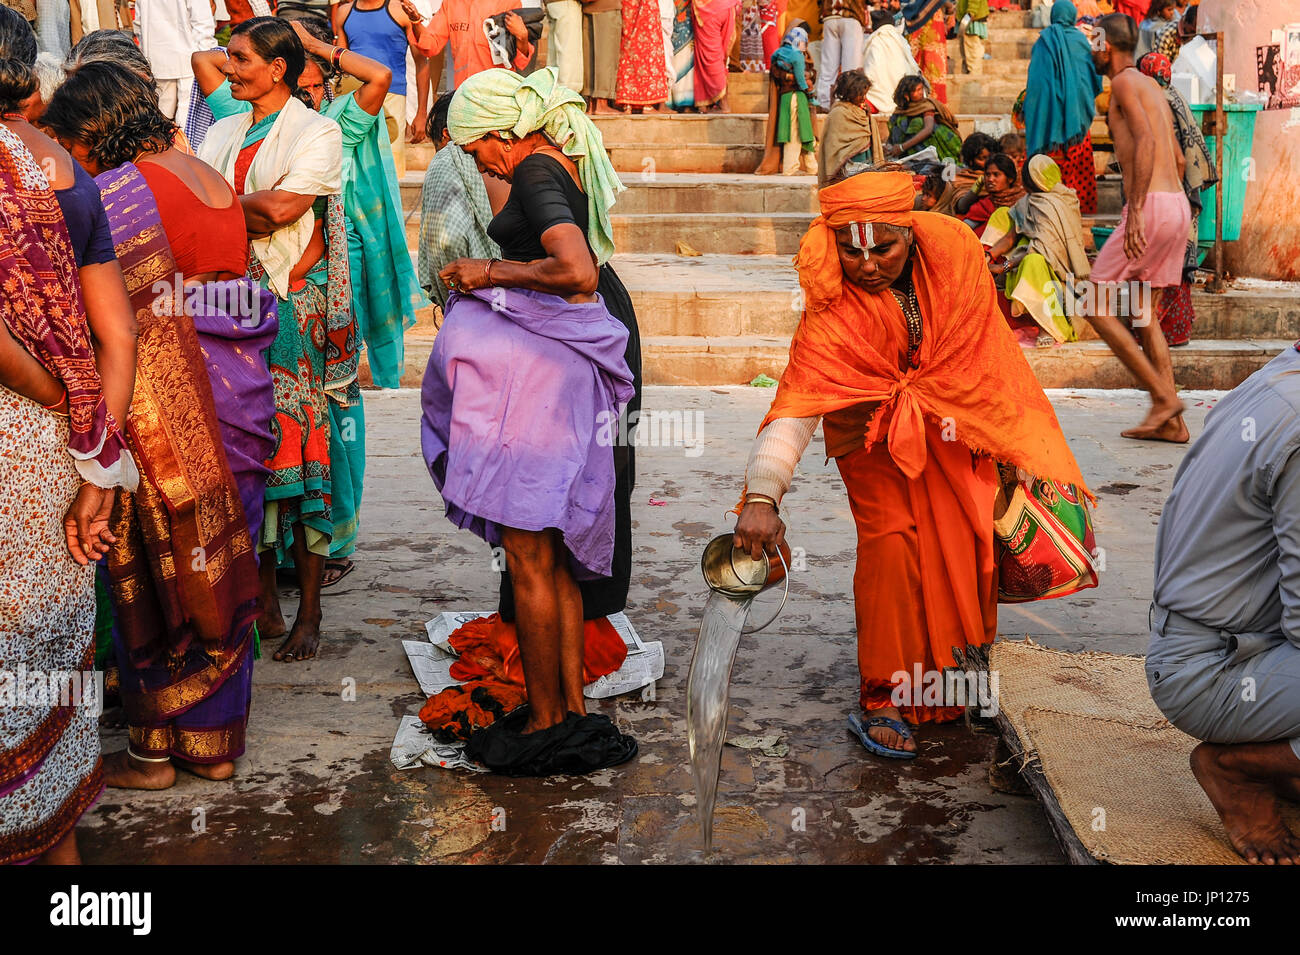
left=419, top=613, right=629, bottom=741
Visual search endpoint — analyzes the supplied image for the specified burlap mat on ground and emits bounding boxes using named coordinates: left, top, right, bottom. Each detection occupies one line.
left=990, top=640, right=1300, bottom=864
left=990, top=641, right=1166, bottom=760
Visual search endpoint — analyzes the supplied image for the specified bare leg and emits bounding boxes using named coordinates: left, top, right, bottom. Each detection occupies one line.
left=275, top=524, right=323, bottom=662
left=257, top=551, right=288, bottom=641
left=553, top=535, right=586, bottom=716
left=1084, top=289, right=1184, bottom=437
left=1191, top=740, right=1300, bottom=864
left=1132, top=287, right=1189, bottom=442
left=36, top=829, right=81, bottom=864
left=502, top=527, right=567, bottom=732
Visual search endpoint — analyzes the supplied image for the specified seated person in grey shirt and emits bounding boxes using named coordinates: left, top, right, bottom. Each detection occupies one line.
left=1149, top=345, right=1300, bottom=865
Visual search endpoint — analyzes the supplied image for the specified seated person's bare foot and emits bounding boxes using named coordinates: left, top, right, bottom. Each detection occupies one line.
left=866, top=704, right=917, bottom=754
left=1275, top=775, right=1300, bottom=803
left=175, top=759, right=236, bottom=781
left=592, top=98, right=618, bottom=114
left=273, top=615, right=321, bottom=662
left=103, top=748, right=176, bottom=790
left=1121, top=397, right=1186, bottom=441
left=1191, top=742, right=1300, bottom=864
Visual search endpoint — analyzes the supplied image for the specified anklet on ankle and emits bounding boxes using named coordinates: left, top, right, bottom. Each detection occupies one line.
left=127, top=746, right=171, bottom=764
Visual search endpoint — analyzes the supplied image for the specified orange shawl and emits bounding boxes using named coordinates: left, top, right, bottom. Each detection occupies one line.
left=762, top=172, right=1092, bottom=499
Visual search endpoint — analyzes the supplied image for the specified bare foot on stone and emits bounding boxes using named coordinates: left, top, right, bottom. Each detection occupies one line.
left=1121, top=399, right=1187, bottom=442
left=1191, top=742, right=1300, bottom=864
left=176, top=759, right=235, bottom=781
left=103, top=749, right=176, bottom=790
left=274, top=615, right=321, bottom=662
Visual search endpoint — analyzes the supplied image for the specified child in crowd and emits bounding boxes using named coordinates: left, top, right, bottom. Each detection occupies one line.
left=815, top=68, right=874, bottom=186
left=760, top=20, right=817, bottom=175
left=999, top=131, right=1026, bottom=171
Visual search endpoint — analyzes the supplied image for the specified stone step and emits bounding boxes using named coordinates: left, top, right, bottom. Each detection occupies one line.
left=399, top=176, right=1126, bottom=251
left=399, top=112, right=1114, bottom=175
left=400, top=170, right=818, bottom=214
left=367, top=332, right=1294, bottom=390
left=590, top=111, right=824, bottom=145
left=376, top=250, right=1300, bottom=387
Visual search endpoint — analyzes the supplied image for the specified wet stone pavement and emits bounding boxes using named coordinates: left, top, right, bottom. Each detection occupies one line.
left=79, top=386, right=1220, bottom=864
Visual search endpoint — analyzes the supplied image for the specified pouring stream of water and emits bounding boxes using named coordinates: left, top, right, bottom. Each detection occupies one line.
left=686, top=591, right=754, bottom=853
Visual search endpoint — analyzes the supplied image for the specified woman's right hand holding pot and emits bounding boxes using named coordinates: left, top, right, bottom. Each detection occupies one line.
left=733, top=499, right=787, bottom=563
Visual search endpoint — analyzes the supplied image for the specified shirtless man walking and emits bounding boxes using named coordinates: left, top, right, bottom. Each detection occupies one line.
left=1086, top=12, right=1191, bottom=443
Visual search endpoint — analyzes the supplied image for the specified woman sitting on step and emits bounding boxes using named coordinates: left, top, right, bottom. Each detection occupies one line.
left=980, top=155, right=1091, bottom=347
left=883, top=73, right=961, bottom=164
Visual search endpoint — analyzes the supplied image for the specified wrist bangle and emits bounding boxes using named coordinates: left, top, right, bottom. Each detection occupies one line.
left=746, top=493, right=779, bottom=514
left=41, top=390, right=69, bottom=415
left=332, top=46, right=345, bottom=69
left=486, top=258, right=498, bottom=286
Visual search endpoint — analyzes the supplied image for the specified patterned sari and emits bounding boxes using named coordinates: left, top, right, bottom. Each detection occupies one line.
left=618, top=0, right=672, bottom=104
left=670, top=0, right=696, bottom=108
left=0, top=125, right=119, bottom=864
left=907, top=11, right=949, bottom=104
left=94, top=163, right=278, bottom=765
left=234, top=112, right=357, bottom=563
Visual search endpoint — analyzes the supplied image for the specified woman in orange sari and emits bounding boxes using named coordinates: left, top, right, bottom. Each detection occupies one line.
left=733, top=172, right=1090, bottom=758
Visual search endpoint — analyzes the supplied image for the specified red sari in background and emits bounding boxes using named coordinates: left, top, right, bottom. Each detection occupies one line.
left=1048, top=137, right=1097, bottom=215
left=692, top=0, right=742, bottom=107
left=909, top=12, right=949, bottom=104
left=617, top=0, right=672, bottom=106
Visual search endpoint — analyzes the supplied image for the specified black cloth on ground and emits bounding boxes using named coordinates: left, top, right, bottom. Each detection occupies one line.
left=465, top=706, right=639, bottom=776
left=489, top=152, right=642, bottom=621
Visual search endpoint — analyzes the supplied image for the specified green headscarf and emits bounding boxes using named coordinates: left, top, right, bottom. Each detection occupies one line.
left=447, top=67, right=624, bottom=266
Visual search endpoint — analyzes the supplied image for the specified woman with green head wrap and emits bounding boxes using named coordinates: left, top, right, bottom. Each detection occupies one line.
left=430, top=67, right=643, bottom=770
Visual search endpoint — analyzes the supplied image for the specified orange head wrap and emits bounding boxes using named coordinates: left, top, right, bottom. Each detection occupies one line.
left=797, top=172, right=916, bottom=312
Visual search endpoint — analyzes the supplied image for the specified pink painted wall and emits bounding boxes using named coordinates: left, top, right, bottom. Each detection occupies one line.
left=1199, top=0, right=1300, bottom=280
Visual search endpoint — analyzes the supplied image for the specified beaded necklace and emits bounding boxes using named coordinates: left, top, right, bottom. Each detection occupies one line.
left=888, top=262, right=923, bottom=370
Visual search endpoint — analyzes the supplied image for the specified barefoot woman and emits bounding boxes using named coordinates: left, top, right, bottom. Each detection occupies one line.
left=199, top=17, right=346, bottom=662
left=422, top=67, right=639, bottom=773
left=0, top=9, right=139, bottom=863
left=733, top=172, right=1090, bottom=759
left=43, top=62, right=279, bottom=789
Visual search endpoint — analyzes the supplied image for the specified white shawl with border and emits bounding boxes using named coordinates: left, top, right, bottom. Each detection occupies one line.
left=199, top=95, right=342, bottom=300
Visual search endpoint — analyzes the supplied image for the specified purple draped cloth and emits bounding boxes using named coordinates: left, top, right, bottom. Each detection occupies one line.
left=421, top=287, right=634, bottom=578
left=190, top=284, right=279, bottom=541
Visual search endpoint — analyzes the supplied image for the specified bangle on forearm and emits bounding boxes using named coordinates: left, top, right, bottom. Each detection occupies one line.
left=745, top=493, right=779, bottom=514
left=332, top=46, right=345, bottom=69
left=486, top=258, right=499, bottom=286
left=42, top=389, right=69, bottom=415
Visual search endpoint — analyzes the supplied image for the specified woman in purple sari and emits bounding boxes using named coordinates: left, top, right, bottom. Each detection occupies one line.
left=425, top=68, right=640, bottom=775
left=42, top=63, right=279, bottom=791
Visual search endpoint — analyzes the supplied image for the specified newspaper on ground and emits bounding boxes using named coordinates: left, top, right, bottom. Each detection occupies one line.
left=389, top=715, right=488, bottom=772
left=393, top=611, right=663, bottom=772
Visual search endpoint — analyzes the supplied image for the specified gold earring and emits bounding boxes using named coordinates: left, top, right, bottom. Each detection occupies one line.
left=504, top=141, right=512, bottom=152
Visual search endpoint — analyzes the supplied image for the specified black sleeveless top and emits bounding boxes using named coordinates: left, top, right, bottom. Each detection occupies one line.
left=488, top=152, right=644, bottom=621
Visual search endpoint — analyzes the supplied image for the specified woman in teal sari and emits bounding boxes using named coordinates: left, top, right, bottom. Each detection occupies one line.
left=195, top=16, right=425, bottom=587
left=198, top=17, right=348, bottom=661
